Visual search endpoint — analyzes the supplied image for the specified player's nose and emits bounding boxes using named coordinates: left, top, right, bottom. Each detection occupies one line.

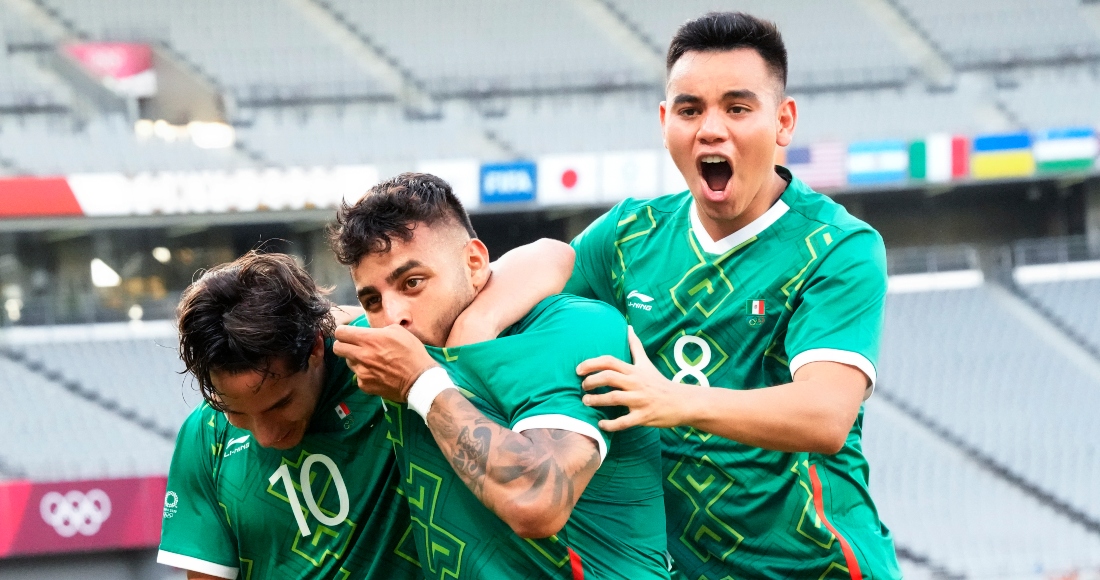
left=382, top=299, right=412, bottom=329
left=697, top=108, right=728, bottom=143
left=252, top=422, right=285, bottom=448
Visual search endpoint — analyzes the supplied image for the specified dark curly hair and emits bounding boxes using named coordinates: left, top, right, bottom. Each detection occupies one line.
left=328, top=172, right=476, bottom=266
left=176, top=251, right=335, bottom=410
left=667, top=12, right=788, bottom=91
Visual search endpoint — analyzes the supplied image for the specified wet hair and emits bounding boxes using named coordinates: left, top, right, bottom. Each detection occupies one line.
left=666, top=11, right=788, bottom=91
left=176, top=251, right=334, bottom=410
left=328, top=172, right=476, bottom=266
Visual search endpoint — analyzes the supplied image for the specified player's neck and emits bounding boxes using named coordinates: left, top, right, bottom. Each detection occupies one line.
left=695, top=172, right=787, bottom=242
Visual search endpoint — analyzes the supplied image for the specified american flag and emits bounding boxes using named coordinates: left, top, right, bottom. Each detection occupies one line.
left=786, top=142, right=847, bottom=190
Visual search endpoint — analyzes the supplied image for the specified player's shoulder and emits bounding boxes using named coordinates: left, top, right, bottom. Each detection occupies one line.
left=611, top=191, right=693, bottom=220
left=513, top=294, right=627, bottom=335
left=780, top=170, right=882, bottom=244
left=176, top=401, right=236, bottom=447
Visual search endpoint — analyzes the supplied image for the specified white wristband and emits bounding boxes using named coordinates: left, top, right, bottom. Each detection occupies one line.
left=407, top=367, right=457, bottom=420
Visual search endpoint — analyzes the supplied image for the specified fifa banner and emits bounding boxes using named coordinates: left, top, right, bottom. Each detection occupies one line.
left=64, top=43, right=157, bottom=98
left=0, top=476, right=166, bottom=558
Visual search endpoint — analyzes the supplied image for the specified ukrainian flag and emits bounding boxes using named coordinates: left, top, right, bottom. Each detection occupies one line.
left=970, top=132, right=1035, bottom=179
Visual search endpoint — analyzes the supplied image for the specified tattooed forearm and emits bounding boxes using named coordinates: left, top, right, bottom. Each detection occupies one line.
left=424, top=389, right=601, bottom=537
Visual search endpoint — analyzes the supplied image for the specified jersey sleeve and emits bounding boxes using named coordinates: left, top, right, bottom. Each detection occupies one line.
left=785, top=229, right=887, bottom=398
left=564, top=201, right=625, bottom=303
left=157, top=407, right=240, bottom=579
left=495, top=299, right=631, bottom=462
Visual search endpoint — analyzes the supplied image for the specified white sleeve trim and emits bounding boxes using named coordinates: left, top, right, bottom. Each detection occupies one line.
left=157, top=550, right=239, bottom=579
left=789, top=348, right=877, bottom=400
left=512, top=414, right=608, bottom=463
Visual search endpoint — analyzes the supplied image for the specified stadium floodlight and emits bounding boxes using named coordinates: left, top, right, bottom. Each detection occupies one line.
left=152, top=247, right=172, bottom=264
left=188, top=121, right=235, bottom=149
left=128, top=304, right=144, bottom=322
left=90, top=259, right=121, bottom=288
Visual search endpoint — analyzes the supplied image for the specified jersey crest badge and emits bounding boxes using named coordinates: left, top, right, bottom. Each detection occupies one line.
left=747, top=299, right=766, bottom=326
left=335, top=402, right=351, bottom=419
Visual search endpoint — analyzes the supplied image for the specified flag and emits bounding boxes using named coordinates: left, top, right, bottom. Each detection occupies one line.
left=335, top=402, right=350, bottom=419
left=847, top=140, right=908, bottom=185
left=536, top=154, right=599, bottom=204
left=748, top=300, right=765, bottom=316
left=1033, top=128, right=1098, bottom=174
left=909, top=134, right=968, bottom=182
left=786, top=142, right=846, bottom=190
left=971, top=132, right=1035, bottom=179
left=602, top=151, right=659, bottom=200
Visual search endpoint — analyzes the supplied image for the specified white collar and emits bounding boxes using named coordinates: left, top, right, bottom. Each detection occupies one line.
left=689, top=198, right=790, bottom=255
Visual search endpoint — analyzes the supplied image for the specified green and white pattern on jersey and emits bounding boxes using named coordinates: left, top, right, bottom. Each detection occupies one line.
left=158, top=338, right=421, bottom=580
left=566, top=167, right=901, bottom=580
left=361, top=295, right=671, bottom=580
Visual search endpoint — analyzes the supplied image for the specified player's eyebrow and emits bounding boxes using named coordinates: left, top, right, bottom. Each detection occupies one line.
left=385, top=260, right=424, bottom=284
left=722, top=89, right=760, bottom=103
left=671, top=94, right=702, bottom=106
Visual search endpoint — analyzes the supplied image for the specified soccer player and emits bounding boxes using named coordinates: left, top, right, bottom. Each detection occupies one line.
left=158, top=242, right=574, bottom=578
left=568, top=12, right=902, bottom=580
left=329, top=172, right=670, bottom=580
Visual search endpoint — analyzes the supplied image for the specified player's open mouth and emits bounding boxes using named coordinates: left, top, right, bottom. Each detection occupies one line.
left=699, top=155, right=733, bottom=196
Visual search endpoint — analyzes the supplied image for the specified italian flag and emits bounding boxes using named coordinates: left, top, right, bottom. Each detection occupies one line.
left=335, top=402, right=350, bottom=419
left=749, top=300, right=765, bottom=316
left=909, top=134, right=968, bottom=183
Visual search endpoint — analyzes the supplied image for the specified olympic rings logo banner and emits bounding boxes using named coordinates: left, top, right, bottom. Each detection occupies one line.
left=0, top=476, right=166, bottom=558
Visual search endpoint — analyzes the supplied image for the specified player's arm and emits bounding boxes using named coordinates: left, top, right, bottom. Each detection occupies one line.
left=446, top=238, right=574, bottom=346
left=330, top=304, right=365, bottom=325
left=187, top=572, right=225, bottom=580
left=579, top=333, right=865, bottom=453
left=334, top=324, right=602, bottom=539
left=424, top=389, right=600, bottom=538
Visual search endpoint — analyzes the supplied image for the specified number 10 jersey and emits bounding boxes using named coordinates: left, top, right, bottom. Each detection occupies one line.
left=157, top=341, right=421, bottom=580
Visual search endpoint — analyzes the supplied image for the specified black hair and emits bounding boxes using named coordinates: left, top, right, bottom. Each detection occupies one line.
left=666, top=12, right=788, bottom=91
left=328, top=172, right=476, bottom=266
left=176, top=251, right=334, bottom=410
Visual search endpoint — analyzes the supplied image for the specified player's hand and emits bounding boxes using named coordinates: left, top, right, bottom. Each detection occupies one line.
left=333, top=324, right=438, bottom=403
left=577, top=326, right=702, bottom=431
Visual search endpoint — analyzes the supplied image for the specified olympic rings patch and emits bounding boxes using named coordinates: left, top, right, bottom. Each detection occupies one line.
left=39, top=489, right=112, bottom=537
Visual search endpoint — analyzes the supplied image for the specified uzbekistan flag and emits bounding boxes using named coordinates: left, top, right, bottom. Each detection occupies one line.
left=971, top=132, right=1035, bottom=179
left=909, top=134, right=969, bottom=182
left=846, top=140, right=908, bottom=185
left=1033, top=127, right=1099, bottom=174
left=786, top=142, right=846, bottom=190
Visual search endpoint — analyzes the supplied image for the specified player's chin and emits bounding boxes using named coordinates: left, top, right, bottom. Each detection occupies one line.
left=269, top=427, right=306, bottom=450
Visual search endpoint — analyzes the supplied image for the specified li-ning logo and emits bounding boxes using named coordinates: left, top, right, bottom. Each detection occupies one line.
left=627, top=290, right=654, bottom=311
left=40, top=489, right=112, bottom=537
left=223, top=434, right=251, bottom=457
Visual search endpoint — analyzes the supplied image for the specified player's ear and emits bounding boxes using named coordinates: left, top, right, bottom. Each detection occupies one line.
left=776, top=95, right=796, bottom=148
left=309, top=331, right=325, bottom=365
left=659, top=101, right=670, bottom=150
left=466, top=238, right=491, bottom=291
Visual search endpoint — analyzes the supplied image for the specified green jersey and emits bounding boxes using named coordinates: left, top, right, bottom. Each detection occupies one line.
left=367, top=295, right=670, bottom=580
left=566, top=167, right=900, bottom=580
left=158, top=340, right=421, bottom=580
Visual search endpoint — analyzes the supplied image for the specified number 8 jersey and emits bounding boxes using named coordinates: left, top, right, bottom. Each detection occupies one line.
left=566, top=167, right=901, bottom=580
left=157, top=340, right=421, bottom=580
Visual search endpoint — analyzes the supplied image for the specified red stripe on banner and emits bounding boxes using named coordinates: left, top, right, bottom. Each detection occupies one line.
left=0, top=480, right=33, bottom=558
left=0, top=177, right=83, bottom=218
left=809, top=464, right=863, bottom=580
left=567, top=547, right=585, bottom=580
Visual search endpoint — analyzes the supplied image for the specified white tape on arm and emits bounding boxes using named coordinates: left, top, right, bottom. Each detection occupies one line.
left=406, top=366, right=458, bottom=420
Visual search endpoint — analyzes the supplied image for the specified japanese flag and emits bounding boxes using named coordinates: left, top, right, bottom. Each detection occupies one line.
left=537, top=154, right=599, bottom=205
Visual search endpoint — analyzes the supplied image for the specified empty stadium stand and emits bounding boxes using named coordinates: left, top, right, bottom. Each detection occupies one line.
left=0, top=354, right=174, bottom=481
left=1019, top=276, right=1100, bottom=354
